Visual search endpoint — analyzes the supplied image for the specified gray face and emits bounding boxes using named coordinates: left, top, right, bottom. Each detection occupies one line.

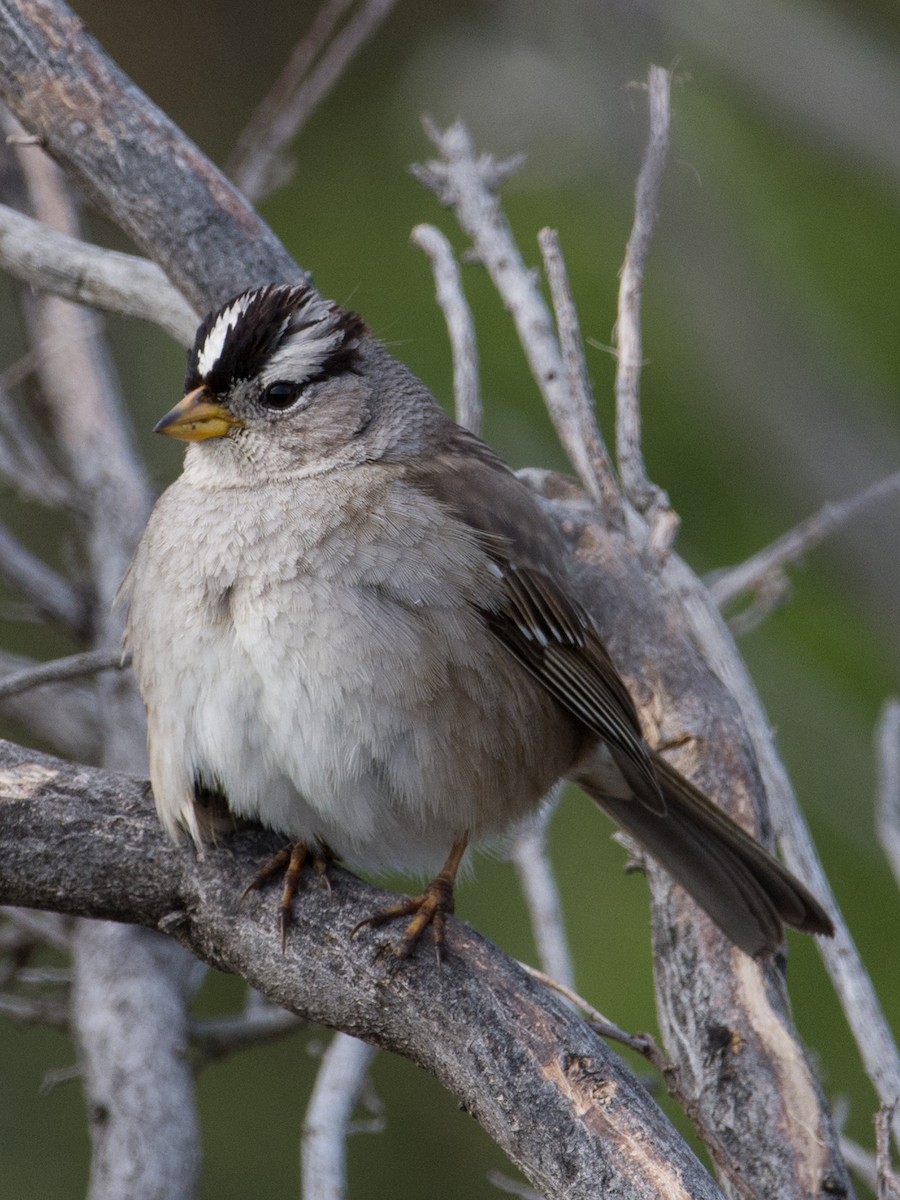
left=157, top=285, right=375, bottom=473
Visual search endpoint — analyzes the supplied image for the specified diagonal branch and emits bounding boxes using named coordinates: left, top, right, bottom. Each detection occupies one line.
left=0, top=201, right=197, bottom=344
left=229, top=0, right=398, bottom=204
left=708, top=470, right=900, bottom=613
left=0, top=649, right=127, bottom=702
left=876, top=700, right=900, bottom=891
left=0, top=737, right=726, bottom=1200
left=0, top=1, right=299, bottom=310
left=0, top=521, right=87, bottom=634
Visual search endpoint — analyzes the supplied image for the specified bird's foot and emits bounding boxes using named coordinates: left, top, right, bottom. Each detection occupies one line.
left=240, top=841, right=332, bottom=952
left=352, top=835, right=468, bottom=962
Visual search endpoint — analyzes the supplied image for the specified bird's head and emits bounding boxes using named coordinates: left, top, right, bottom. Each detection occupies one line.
left=155, top=284, right=376, bottom=476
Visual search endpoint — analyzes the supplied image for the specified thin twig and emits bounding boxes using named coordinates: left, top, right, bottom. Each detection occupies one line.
left=189, top=1005, right=303, bottom=1063
left=413, top=119, right=617, bottom=515
left=0, top=370, right=76, bottom=508
left=876, top=699, right=900, bottom=889
left=229, top=0, right=397, bottom=203
left=0, top=522, right=87, bottom=634
left=486, top=1171, right=542, bottom=1200
left=0, top=202, right=196, bottom=344
left=2, top=909, right=72, bottom=952
left=708, top=470, right=900, bottom=613
left=0, top=649, right=129, bottom=701
left=302, top=1032, right=379, bottom=1200
left=510, top=795, right=576, bottom=991
left=517, top=962, right=655, bottom=1057
left=0, top=650, right=101, bottom=759
left=876, top=1102, right=900, bottom=1200
left=16, top=966, right=71, bottom=985
left=0, top=990, right=69, bottom=1026
left=538, top=227, right=620, bottom=512
left=839, top=1134, right=878, bottom=1193
left=410, top=223, right=481, bottom=433
left=614, top=66, right=677, bottom=552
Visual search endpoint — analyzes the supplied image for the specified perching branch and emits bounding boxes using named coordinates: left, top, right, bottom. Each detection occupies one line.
left=0, top=738, right=728, bottom=1200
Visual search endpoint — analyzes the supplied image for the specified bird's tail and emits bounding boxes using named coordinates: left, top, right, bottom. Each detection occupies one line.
left=581, top=751, right=834, bottom=957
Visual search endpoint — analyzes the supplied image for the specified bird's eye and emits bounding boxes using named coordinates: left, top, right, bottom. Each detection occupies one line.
left=261, top=382, right=300, bottom=411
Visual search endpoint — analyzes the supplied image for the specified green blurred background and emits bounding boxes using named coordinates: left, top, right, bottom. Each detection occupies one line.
left=2, top=0, right=899, bottom=1196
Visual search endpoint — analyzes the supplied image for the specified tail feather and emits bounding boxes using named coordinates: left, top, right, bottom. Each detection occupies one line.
left=582, top=751, right=834, bottom=958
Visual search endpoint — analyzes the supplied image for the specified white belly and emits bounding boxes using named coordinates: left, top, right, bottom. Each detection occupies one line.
left=126, top=467, right=577, bottom=874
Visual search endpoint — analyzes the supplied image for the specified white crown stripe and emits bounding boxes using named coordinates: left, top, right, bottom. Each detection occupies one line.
left=258, top=292, right=350, bottom=387
left=195, top=295, right=254, bottom=378
left=259, top=326, right=345, bottom=387
left=195, top=287, right=355, bottom=387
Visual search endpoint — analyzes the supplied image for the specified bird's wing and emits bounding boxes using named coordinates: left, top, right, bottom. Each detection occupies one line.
left=406, top=432, right=664, bottom=812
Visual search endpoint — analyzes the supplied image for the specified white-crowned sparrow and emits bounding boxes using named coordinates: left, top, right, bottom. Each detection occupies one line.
left=122, top=283, right=833, bottom=958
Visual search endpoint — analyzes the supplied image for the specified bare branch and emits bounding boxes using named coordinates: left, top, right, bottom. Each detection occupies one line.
left=0, top=7, right=858, bottom=1192
left=0, top=3, right=299, bottom=311
left=658, top=539, right=900, bottom=1159
left=0, top=201, right=197, bottom=344
left=614, top=66, right=676, bottom=547
left=709, top=470, right=900, bottom=613
left=840, top=1135, right=878, bottom=1194
left=302, top=1033, right=379, bottom=1200
left=520, top=468, right=852, bottom=1197
left=0, top=989, right=69, bottom=1026
left=0, top=650, right=101, bottom=759
left=517, top=963, right=652, bottom=1056
left=0, top=740, right=733, bottom=1200
left=876, top=699, right=900, bottom=889
left=0, top=649, right=128, bottom=702
left=516, top=962, right=762, bottom=1200
left=510, top=794, right=575, bottom=991
left=189, top=1003, right=303, bottom=1062
left=538, top=227, right=621, bottom=513
left=487, top=1171, right=542, bottom=1200
left=72, top=923, right=204, bottom=1200
left=0, top=522, right=87, bottom=634
left=229, top=0, right=398, bottom=204
left=2, top=908, right=71, bottom=952
left=410, top=223, right=481, bottom=434
left=877, top=1103, right=900, bottom=1200
left=414, top=120, right=617, bottom=514
left=10, top=112, right=201, bottom=1200
left=0, top=366, right=77, bottom=508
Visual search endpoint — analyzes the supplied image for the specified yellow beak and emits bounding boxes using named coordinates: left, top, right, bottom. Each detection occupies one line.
left=153, top=387, right=244, bottom=442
